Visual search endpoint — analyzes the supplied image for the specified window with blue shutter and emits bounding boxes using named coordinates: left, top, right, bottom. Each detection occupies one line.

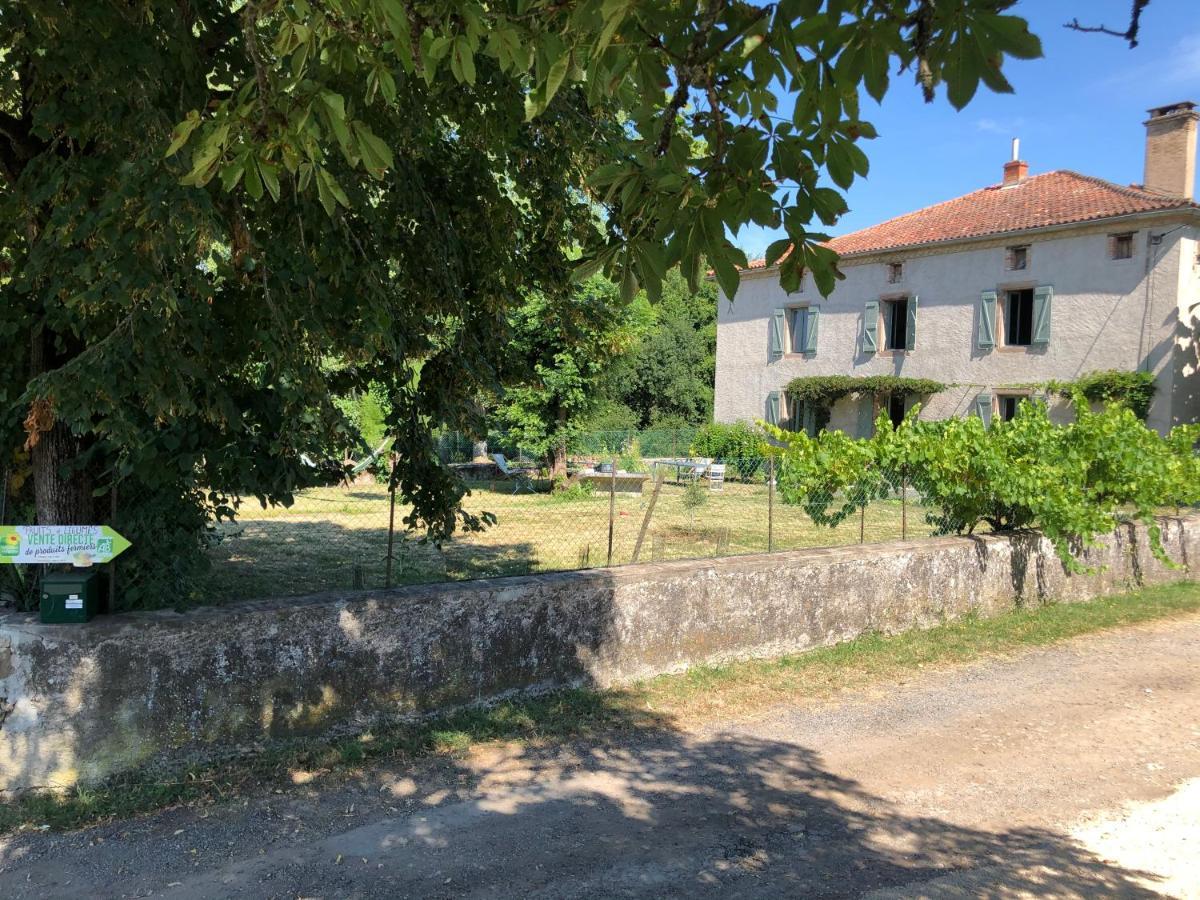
left=906, top=294, right=918, bottom=351
left=766, top=391, right=781, bottom=426
left=973, top=391, right=993, bottom=425
left=769, top=309, right=786, bottom=359
left=863, top=300, right=879, bottom=353
left=978, top=291, right=997, bottom=350
left=1032, top=286, right=1052, bottom=345
left=804, top=307, right=819, bottom=354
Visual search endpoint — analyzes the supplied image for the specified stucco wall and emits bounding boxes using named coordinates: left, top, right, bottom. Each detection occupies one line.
left=714, top=218, right=1197, bottom=433
left=3, top=516, right=1196, bottom=794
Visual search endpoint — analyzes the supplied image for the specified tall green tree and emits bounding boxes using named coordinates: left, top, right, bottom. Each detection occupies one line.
left=1, top=2, right=1043, bottom=598
left=493, top=276, right=638, bottom=478
left=609, top=269, right=717, bottom=428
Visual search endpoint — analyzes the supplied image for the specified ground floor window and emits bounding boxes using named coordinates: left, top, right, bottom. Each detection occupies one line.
left=887, top=394, right=906, bottom=428
left=996, top=393, right=1024, bottom=422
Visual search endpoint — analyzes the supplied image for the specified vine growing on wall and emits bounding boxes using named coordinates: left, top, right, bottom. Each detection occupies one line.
left=784, top=375, right=947, bottom=432
left=1045, top=370, right=1156, bottom=421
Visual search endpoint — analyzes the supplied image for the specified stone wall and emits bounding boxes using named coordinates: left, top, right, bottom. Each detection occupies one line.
left=2, top=516, right=1197, bottom=794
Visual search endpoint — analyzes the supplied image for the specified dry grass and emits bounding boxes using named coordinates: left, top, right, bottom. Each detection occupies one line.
left=203, top=477, right=941, bottom=602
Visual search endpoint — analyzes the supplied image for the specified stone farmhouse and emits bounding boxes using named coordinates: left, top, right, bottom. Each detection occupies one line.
left=713, top=102, right=1200, bottom=435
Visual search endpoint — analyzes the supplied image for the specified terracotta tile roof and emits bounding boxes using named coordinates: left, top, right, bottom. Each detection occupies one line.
left=745, top=170, right=1198, bottom=268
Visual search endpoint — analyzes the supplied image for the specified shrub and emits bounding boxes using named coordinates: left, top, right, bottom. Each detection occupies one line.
left=768, top=398, right=1200, bottom=571
left=690, top=422, right=767, bottom=478
left=682, top=481, right=709, bottom=511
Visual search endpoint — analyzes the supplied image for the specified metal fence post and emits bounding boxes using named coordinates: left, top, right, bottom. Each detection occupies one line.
left=108, top=481, right=119, bottom=612
left=767, top=456, right=775, bottom=553
left=606, top=455, right=617, bottom=566
left=384, top=476, right=397, bottom=589
left=901, top=469, right=908, bottom=540
left=859, top=498, right=866, bottom=544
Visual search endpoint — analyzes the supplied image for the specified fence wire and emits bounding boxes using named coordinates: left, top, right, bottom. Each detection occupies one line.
left=1, top=436, right=960, bottom=610
left=198, top=453, right=953, bottom=603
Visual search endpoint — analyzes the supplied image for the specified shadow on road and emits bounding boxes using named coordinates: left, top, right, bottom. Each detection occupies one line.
left=301, top=727, right=1163, bottom=898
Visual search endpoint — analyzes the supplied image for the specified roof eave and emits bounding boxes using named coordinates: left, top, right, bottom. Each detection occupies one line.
left=742, top=204, right=1200, bottom=277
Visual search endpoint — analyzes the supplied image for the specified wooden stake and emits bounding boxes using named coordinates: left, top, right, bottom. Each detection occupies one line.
left=631, top=468, right=664, bottom=563
left=767, top=456, right=775, bottom=553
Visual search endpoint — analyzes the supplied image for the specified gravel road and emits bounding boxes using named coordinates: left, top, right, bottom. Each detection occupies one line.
left=2, top=614, right=1198, bottom=898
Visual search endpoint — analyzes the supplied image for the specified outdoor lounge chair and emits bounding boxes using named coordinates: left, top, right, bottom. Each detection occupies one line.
left=492, top=453, right=538, bottom=494
left=708, top=463, right=726, bottom=491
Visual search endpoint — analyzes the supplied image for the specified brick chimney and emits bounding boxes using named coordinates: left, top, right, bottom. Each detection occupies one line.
left=1002, top=138, right=1027, bottom=186
left=1143, top=101, right=1197, bottom=199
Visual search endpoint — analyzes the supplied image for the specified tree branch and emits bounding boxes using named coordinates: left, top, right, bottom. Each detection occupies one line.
left=1064, top=0, right=1151, bottom=49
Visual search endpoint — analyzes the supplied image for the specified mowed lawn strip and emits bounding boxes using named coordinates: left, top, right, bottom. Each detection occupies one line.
left=202, top=481, right=942, bottom=602
left=3, top=580, right=1197, bottom=834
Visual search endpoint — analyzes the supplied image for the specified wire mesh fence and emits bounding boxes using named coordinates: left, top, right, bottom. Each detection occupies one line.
left=198, top=454, right=951, bottom=604
left=0, top=428, right=955, bottom=609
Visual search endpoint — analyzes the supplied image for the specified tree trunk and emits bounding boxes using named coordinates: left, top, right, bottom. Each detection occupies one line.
left=547, top=441, right=568, bottom=481
left=32, top=420, right=96, bottom=525
left=29, top=327, right=96, bottom=525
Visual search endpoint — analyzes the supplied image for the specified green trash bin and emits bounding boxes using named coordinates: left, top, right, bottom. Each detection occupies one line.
left=40, top=570, right=101, bottom=624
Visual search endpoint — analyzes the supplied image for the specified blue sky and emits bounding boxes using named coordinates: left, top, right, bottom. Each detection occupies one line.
left=734, top=0, right=1200, bottom=260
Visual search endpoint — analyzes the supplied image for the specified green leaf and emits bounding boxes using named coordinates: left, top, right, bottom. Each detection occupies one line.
left=765, top=238, right=792, bottom=267
left=353, top=121, right=394, bottom=177
left=257, top=158, right=281, bottom=201
left=165, top=110, right=201, bottom=157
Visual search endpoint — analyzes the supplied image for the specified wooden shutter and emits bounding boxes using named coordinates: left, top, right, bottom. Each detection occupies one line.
left=804, top=307, right=819, bottom=353
left=1032, top=286, right=1052, bottom=345
left=802, top=402, right=816, bottom=436
left=973, top=391, right=993, bottom=425
left=906, top=295, right=918, bottom=351
left=863, top=300, right=879, bottom=353
left=978, top=291, right=997, bottom=349
left=769, top=309, right=786, bottom=358
left=766, top=391, right=781, bottom=426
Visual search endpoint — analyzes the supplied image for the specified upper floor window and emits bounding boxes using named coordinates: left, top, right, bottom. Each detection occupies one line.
left=789, top=307, right=810, bottom=353
left=1003, top=289, right=1034, bottom=346
left=881, top=297, right=910, bottom=351
left=887, top=261, right=904, bottom=283
left=1109, top=232, right=1134, bottom=260
left=1006, top=245, right=1029, bottom=271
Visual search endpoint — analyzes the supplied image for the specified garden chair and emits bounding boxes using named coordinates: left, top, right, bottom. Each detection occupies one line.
left=708, top=463, right=726, bottom=492
left=492, top=453, right=538, bottom=494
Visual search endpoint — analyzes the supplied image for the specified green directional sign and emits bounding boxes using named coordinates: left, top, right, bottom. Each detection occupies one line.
left=0, top=525, right=131, bottom=566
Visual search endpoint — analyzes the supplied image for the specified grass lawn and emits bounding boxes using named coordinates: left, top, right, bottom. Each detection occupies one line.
left=4, top=580, right=1197, bottom=834
left=203, top=477, right=942, bottom=602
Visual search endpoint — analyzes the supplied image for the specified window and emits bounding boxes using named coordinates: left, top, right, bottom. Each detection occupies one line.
left=887, top=261, right=903, bottom=283
left=996, top=394, right=1022, bottom=422
left=887, top=395, right=906, bottom=428
left=1110, top=232, right=1134, bottom=260
left=1007, top=245, right=1029, bottom=271
left=1003, top=289, right=1034, bottom=346
left=881, top=297, right=909, bottom=351
left=789, top=307, right=809, bottom=354
left=784, top=396, right=815, bottom=435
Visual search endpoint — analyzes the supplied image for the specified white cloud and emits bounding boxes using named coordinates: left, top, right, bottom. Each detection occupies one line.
left=975, top=117, right=1026, bottom=136
left=1100, top=32, right=1200, bottom=89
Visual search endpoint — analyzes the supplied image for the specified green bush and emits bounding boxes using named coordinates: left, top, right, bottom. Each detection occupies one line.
left=768, top=398, right=1200, bottom=571
left=690, top=422, right=767, bottom=478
